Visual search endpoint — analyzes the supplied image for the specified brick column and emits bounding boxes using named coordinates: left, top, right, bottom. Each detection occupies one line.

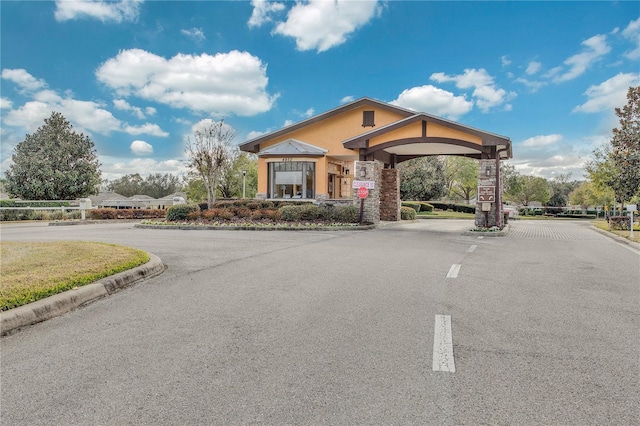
left=475, top=159, right=504, bottom=228
left=380, top=168, right=400, bottom=221
left=355, top=161, right=381, bottom=223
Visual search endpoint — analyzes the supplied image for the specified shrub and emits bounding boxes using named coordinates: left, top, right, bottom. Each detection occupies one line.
left=187, top=211, right=201, bottom=221
left=260, top=200, right=275, bottom=209
left=451, top=204, right=475, bottom=214
left=166, top=204, right=198, bottom=221
left=402, top=201, right=421, bottom=212
left=261, top=209, right=281, bottom=221
left=279, top=204, right=319, bottom=221
left=608, top=216, right=630, bottom=230
left=332, top=205, right=359, bottom=223
left=89, top=209, right=118, bottom=219
left=236, top=208, right=252, bottom=218
left=419, top=202, right=434, bottom=212
left=428, top=201, right=449, bottom=210
left=198, top=202, right=208, bottom=211
left=401, top=206, right=417, bottom=220
left=246, top=202, right=261, bottom=210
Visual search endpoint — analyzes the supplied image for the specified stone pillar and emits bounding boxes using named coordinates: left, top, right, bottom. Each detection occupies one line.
left=355, top=161, right=382, bottom=223
left=475, top=159, right=504, bottom=228
left=380, top=168, right=400, bottom=221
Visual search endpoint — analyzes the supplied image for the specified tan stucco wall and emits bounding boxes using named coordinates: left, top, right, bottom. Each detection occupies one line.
left=368, top=120, right=423, bottom=147
left=427, top=123, right=483, bottom=145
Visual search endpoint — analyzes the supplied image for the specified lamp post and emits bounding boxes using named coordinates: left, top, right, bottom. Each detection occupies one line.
left=242, top=170, right=247, bottom=199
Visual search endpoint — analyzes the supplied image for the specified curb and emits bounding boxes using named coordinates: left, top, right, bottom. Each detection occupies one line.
left=589, top=225, right=640, bottom=251
left=462, top=224, right=510, bottom=237
left=134, top=223, right=376, bottom=231
left=0, top=253, right=165, bottom=337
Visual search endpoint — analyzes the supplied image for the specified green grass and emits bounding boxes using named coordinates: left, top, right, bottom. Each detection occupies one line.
left=0, top=241, right=149, bottom=311
left=591, top=220, right=640, bottom=244
left=417, top=210, right=475, bottom=219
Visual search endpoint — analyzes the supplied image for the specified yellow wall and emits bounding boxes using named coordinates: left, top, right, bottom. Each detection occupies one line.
left=369, top=120, right=423, bottom=148
left=260, top=105, right=408, bottom=157
left=427, top=123, right=482, bottom=145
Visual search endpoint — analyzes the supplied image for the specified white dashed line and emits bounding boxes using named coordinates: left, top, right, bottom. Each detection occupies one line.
left=477, top=236, right=484, bottom=239
left=468, top=245, right=477, bottom=253
left=433, top=315, right=456, bottom=372
left=446, top=264, right=461, bottom=278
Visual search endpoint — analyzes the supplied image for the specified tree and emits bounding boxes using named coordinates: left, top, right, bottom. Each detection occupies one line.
left=547, top=173, right=580, bottom=207
left=501, top=162, right=522, bottom=202
left=218, top=152, right=258, bottom=199
left=585, top=86, right=640, bottom=205
left=5, top=112, right=101, bottom=200
left=610, top=86, right=640, bottom=200
left=510, top=175, right=550, bottom=206
left=106, top=173, right=145, bottom=197
left=445, top=157, right=478, bottom=204
left=185, top=120, right=236, bottom=208
left=399, top=157, right=446, bottom=201
left=106, top=173, right=182, bottom=198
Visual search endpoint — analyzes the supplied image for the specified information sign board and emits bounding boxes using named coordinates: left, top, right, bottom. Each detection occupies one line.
left=478, top=186, right=496, bottom=202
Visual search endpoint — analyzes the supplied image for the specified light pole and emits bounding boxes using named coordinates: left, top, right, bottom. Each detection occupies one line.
left=242, top=170, right=247, bottom=199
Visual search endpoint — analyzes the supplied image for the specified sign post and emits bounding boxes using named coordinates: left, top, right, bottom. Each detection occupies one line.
left=358, top=186, right=368, bottom=225
left=627, top=204, right=637, bottom=238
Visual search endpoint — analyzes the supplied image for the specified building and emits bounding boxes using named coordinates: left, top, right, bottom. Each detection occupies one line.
left=240, top=98, right=512, bottom=226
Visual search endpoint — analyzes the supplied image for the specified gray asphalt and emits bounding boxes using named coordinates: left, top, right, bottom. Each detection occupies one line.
left=1, top=220, right=638, bottom=425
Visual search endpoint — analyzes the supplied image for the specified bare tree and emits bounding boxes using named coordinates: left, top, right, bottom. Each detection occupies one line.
left=185, top=120, right=236, bottom=208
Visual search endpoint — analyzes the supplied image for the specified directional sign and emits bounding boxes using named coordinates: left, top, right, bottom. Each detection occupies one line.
left=357, top=186, right=369, bottom=199
left=478, top=186, right=496, bottom=202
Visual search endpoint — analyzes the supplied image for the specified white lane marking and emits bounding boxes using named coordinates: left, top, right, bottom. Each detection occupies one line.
left=477, top=236, right=484, bottom=239
left=446, top=264, right=461, bottom=278
left=433, top=315, right=456, bottom=372
left=468, top=245, right=477, bottom=253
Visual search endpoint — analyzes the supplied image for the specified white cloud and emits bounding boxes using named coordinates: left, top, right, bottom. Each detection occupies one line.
left=501, top=55, right=512, bottom=67
left=390, top=85, right=473, bottom=120
left=100, top=157, right=186, bottom=181
left=190, top=118, right=236, bottom=136
left=0, top=97, right=13, bottom=109
left=124, top=123, right=169, bottom=137
left=273, top=0, right=382, bottom=52
left=526, top=61, right=541, bottom=75
left=430, top=68, right=515, bottom=112
left=113, top=98, right=148, bottom=119
left=1, top=68, right=47, bottom=92
left=573, top=72, right=640, bottom=113
left=248, top=0, right=286, bottom=28
left=54, top=0, right=143, bottom=23
left=145, top=106, right=156, bottom=116
left=521, top=134, right=563, bottom=148
left=621, top=17, right=640, bottom=60
left=181, top=27, right=205, bottom=42
left=340, top=95, right=355, bottom=103
left=245, top=130, right=266, bottom=141
left=96, top=49, right=277, bottom=116
left=130, top=140, right=153, bottom=156
left=515, top=77, right=547, bottom=93
left=4, top=93, right=121, bottom=135
left=549, top=34, right=611, bottom=83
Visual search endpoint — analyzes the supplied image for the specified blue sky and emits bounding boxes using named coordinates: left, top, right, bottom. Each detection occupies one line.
left=1, top=0, right=638, bottom=182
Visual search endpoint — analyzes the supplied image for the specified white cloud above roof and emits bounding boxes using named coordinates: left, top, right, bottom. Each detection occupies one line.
left=430, top=68, right=515, bottom=112
left=621, top=17, right=640, bottom=60
left=248, top=0, right=286, bottom=28
left=96, top=49, right=277, bottom=116
left=54, top=0, right=143, bottom=23
left=521, top=134, right=562, bottom=148
left=573, top=72, right=640, bottom=113
left=1, top=68, right=47, bottom=92
left=547, top=34, right=611, bottom=83
left=390, top=85, right=473, bottom=120
left=272, top=0, right=382, bottom=52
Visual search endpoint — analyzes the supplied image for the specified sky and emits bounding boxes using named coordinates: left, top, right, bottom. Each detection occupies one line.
left=1, top=0, right=639, bottom=182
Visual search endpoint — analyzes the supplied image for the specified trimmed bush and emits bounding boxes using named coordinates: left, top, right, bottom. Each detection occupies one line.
left=402, top=201, right=421, bottom=212
left=428, top=201, right=449, bottom=210
left=400, top=206, right=417, bottom=220
left=166, top=204, right=198, bottom=221
left=419, top=202, right=434, bottom=212
left=608, top=216, right=630, bottom=230
left=332, top=205, right=359, bottom=223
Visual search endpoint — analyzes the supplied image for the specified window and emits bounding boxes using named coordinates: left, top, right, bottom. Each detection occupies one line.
left=362, top=110, right=375, bottom=127
left=268, top=162, right=315, bottom=199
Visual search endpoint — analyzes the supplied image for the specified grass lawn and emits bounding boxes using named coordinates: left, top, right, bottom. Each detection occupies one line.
left=591, top=220, right=640, bottom=244
left=0, top=241, right=149, bottom=311
left=417, top=210, right=475, bottom=219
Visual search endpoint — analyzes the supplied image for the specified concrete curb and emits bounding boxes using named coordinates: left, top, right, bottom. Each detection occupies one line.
left=589, top=225, right=640, bottom=251
left=462, top=224, right=510, bottom=237
left=0, top=253, right=165, bottom=337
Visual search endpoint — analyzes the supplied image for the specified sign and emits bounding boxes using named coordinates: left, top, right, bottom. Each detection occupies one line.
left=626, top=204, right=637, bottom=212
left=357, top=186, right=369, bottom=199
left=352, top=180, right=375, bottom=189
left=478, top=186, right=496, bottom=202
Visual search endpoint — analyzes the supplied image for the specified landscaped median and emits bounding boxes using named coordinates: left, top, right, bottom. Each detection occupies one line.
left=0, top=241, right=164, bottom=336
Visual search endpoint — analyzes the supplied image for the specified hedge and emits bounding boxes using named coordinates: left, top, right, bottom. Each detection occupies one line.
left=166, top=204, right=199, bottom=221
left=89, top=208, right=166, bottom=220
left=400, top=206, right=417, bottom=220
left=401, top=202, right=421, bottom=212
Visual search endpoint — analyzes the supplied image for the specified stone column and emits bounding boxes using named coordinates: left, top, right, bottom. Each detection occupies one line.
left=380, top=168, right=400, bottom=221
left=475, top=159, right=504, bottom=228
left=355, top=161, right=382, bottom=223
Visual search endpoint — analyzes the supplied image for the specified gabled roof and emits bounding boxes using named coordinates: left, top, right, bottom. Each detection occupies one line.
left=258, top=138, right=327, bottom=157
left=343, top=112, right=510, bottom=148
left=240, top=97, right=415, bottom=153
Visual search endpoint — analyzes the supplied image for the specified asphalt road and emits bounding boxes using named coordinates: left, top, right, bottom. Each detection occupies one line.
left=1, top=220, right=638, bottom=425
